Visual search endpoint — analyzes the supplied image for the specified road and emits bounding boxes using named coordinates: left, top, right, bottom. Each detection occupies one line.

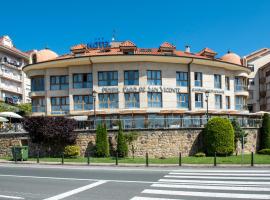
left=0, top=164, right=269, bottom=200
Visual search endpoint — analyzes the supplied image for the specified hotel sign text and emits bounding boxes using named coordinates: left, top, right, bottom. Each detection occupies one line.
left=101, top=86, right=182, bottom=93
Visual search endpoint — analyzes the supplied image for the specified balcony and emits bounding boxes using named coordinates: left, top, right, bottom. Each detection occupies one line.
left=235, top=84, right=248, bottom=92
left=0, top=72, right=22, bottom=83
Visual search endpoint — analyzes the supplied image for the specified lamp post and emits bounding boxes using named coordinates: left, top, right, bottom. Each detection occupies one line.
left=205, top=91, right=210, bottom=122
left=92, top=90, right=97, bottom=129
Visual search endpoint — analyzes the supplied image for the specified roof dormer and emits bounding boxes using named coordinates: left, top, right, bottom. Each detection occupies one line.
left=198, top=47, right=217, bottom=59
left=159, top=42, right=176, bottom=54
left=70, top=44, right=87, bottom=54
left=119, top=40, right=137, bottom=55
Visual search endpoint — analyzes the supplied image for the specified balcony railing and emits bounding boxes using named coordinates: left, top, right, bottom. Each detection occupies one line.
left=235, top=84, right=248, bottom=92
left=76, top=117, right=262, bottom=131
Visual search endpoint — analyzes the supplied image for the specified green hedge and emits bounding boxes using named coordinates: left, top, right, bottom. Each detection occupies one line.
left=203, top=117, right=235, bottom=156
left=64, top=145, right=80, bottom=158
left=95, top=124, right=109, bottom=157
left=261, top=113, right=270, bottom=149
left=258, top=149, right=270, bottom=155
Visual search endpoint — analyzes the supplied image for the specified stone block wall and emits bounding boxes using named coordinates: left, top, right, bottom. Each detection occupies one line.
left=0, top=128, right=260, bottom=158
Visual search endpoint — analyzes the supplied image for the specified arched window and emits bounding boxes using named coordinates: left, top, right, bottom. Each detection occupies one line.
left=32, top=54, right=37, bottom=64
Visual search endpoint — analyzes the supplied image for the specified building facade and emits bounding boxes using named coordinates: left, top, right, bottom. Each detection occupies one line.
left=23, top=41, right=252, bottom=128
left=0, top=35, right=30, bottom=104
left=245, top=48, right=270, bottom=112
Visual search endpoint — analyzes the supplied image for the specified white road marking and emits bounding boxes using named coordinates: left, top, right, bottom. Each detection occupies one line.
left=172, top=169, right=270, bottom=173
left=159, top=178, right=270, bottom=185
left=165, top=175, right=270, bottom=180
left=0, top=174, right=156, bottom=184
left=0, top=195, right=24, bottom=199
left=130, top=197, right=182, bottom=200
left=169, top=172, right=270, bottom=176
left=151, top=183, right=270, bottom=192
left=43, top=180, right=107, bottom=200
left=142, top=189, right=270, bottom=199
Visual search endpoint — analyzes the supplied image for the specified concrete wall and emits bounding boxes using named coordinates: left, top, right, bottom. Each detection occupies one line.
left=0, top=128, right=260, bottom=158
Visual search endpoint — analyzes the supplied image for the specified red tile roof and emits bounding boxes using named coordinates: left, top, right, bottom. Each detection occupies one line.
left=120, top=40, right=136, bottom=47
left=160, top=42, right=176, bottom=49
left=198, top=47, right=217, bottom=55
left=71, top=44, right=86, bottom=51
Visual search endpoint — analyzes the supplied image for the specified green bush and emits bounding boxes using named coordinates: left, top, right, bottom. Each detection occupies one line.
left=261, top=113, right=270, bottom=149
left=231, top=118, right=247, bottom=152
left=203, top=117, right=235, bottom=156
left=95, top=124, right=109, bottom=157
left=116, top=121, right=128, bottom=157
left=194, top=152, right=206, bottom=157
left=64, top=145, right=80, bottom=158
left=258, top=149, right=270, bottom=155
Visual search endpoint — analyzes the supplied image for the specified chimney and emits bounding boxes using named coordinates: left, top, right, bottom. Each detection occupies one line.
left=185, top=45, right=190, bottom=53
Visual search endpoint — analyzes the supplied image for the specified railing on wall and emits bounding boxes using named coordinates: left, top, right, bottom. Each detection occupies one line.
left=75, top=117, right=262, bottom=131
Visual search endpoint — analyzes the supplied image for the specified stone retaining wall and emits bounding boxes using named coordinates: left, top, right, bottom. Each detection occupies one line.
left=0, top=128, right=260, bottom=158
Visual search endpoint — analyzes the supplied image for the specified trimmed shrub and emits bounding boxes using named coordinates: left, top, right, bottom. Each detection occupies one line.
left=203, top=117, right=235, bottom=156
left=258, top=149, right=270, bottom=155
left=231, top=118, right=248, bottom=152
left=116, top=121, right=128, bottom=157
left=194, top=152, right=206, bottom=157
left=261, top=113, right=270, bottom=149
left=95, top=124, right=109, bottom=157
left=64, top=145, right=80, bottom=158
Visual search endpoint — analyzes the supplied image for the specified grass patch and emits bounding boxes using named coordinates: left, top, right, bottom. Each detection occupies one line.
left=1, top=154, right=270, bottom=164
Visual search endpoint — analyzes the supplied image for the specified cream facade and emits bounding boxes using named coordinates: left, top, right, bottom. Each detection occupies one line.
left=24, top=54, right=250, bottom=117
left=0, top=36, right=30, bottom=104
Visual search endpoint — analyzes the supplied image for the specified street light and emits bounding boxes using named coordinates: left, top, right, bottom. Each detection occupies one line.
left=205, top=90, right=210, bottom=122
left=92, top=90, right=97, bottom=129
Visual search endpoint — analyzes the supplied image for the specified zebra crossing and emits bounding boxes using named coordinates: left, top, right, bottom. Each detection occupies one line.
left=130, top=169, right=270, bottom=200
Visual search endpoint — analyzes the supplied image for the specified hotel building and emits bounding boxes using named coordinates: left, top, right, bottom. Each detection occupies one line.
left=23, top=41, right=253, bottom=128
left=0, top=35, right=30, bottom=104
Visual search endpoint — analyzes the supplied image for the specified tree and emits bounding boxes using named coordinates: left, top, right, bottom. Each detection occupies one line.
left=95, top=124, right=109, bottom=157
left=203, top=117, right=235, bottom=156
left=23, top=116, right=77, bottom=151
left=17, top=103, right=32, bottom=116
left=116, top=121, right=128, bottom=157
left=125, top=131, right=139, bottom=159
left=231, top=118, right=248, bottom=154
left=261, top=113, right=270, bottom=149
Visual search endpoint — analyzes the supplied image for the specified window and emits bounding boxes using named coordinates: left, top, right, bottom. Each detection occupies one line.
left=177, top=93, right=189, bottom=108
left=124, top=93, right=140, bottom=108
left=147, top=70, right=161, bottom=85
left=51, top=97, right=69, bottom=113
left=249, top=90, right=254, bottom=99
left=73, top=73, right=92, bottom=88
left=31, top=76, right=44, bottom=91
left=226, top=96, right=230, bottom=109
left=73, top=95, right=93, bottom=111
left=98, top=93, right=118, bottom=108
left=215, top=94, right=222, bottom=109
left=248, top=78, right=255, bottom=86
left=124, top=70, right=139, bottom=85
left=214, top=74, right=221, bottom=89
left=266, top=70, right=270, bottom=77
left=32, top=97, right=45, bottom=112
left=50, top=76, right=69, bottom=90
left=247, top=64, right=254, bottom=72
left=98, top=71, right=118, bottom=86
left=194, top=72, right=202, bottom=87
left=195, top=93, right=203, bottom=108
left=235, top=96, right=246, bottom=110
left=225, top=76, right=230, bottom=90
left=176, top=72, right=188, bottom=87
left=235, top=77, right=247, bottom=91
left=148, top=92, right=162, bottom=107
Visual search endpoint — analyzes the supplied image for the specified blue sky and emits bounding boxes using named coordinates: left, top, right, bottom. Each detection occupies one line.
left=2, top=0, right=269, bottom=57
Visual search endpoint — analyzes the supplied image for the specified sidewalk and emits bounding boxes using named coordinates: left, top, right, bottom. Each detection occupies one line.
left=1, top=159, right=270, bottom=168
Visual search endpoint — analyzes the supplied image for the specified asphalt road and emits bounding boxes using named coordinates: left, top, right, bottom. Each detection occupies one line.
left=0, top=164, right=269, bottom=200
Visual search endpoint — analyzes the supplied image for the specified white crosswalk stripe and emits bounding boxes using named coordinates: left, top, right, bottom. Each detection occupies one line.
left=130, top=169, right=270, bottom=200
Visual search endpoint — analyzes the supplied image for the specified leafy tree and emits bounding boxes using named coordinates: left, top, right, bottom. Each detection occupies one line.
left=116, top=121, right=128, bottom=157
left=95, top=124, right=109, bottom=157
left=231, top=118, right=248, bottom=154
left=23, top=116, right=77, bottom=151
left=203, top=117, right=235, bottom=156
left=261, top=113, right=270, bottom=149
left=125, top=131, right=139, bottom=159
left=0, top=102, right=19, bottom=112
left=17, top=103, right=32, bottom=116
